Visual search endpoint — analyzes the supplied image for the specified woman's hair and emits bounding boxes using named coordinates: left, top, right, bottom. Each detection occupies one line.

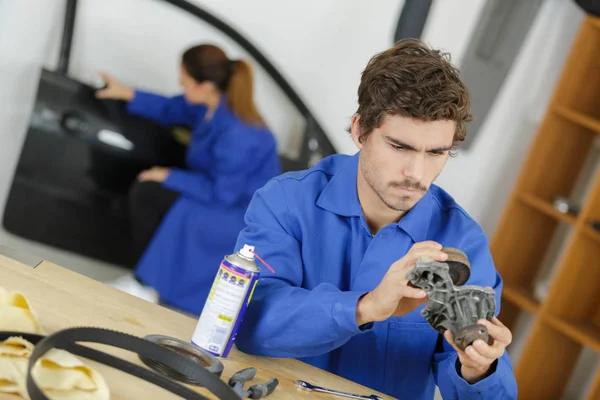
left=182, top=44, right=265, bottom=126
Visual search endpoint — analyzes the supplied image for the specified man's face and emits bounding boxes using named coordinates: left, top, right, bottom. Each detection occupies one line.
left=352, top=114, right=455, bottom=212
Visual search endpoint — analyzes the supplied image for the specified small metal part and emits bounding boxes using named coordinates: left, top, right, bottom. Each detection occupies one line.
left=296, top=380, right=384, bottom=400
left=229, top=367, right=257, bottom=396
left=443, top=247, right=471, bottom=286
left=247, top=377, right=279, bottom=399
left=139, top=334, right=224, bottom=386
left=229, top=367, right=278, bottom=399
left=454, top=324, right=492, bottom=351
left=406, top=248, right=496, bottom=351
left=553, top=196, right=580, bottom=215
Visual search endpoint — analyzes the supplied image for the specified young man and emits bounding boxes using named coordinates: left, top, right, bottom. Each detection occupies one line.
left=234, top=39, right=517, bottom=399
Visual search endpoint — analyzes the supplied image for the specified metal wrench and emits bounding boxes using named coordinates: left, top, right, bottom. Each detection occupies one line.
left=296, top=380, right=384, bottom=400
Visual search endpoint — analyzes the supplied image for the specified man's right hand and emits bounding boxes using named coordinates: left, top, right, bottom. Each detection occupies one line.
left=95, top=73, right=134, bottom=102
left=356, top=241, right=448, bottom=326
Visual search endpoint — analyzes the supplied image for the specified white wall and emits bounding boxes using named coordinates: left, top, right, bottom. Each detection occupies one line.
left=429, top=0, right=585, bottom=234
left=0, top=0, right=585, bottom=248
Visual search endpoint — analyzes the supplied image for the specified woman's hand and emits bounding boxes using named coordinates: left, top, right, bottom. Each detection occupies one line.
left=95, top=73, right=135, bottom=101
left=138, top=167, right=170, bottom=183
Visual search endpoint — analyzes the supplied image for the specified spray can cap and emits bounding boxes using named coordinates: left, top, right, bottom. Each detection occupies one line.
left=239, top=244, right=255, bottom=259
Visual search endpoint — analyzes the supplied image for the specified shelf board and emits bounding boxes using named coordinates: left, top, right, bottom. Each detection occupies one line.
left=502, top=285, right=540, bottom=314
left=582, top=224, right=600, bottom=246
left=518, top=193, right=577, bottom=226
left=554, top=105, right=600, bottom=134
left=544, top=314, right=600, bottom=353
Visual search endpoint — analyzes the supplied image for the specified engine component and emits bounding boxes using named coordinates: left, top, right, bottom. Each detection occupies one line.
left=406, top=248, right=496, bottom=351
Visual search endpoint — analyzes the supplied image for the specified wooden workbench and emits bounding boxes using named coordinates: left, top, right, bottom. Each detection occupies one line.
left=0, top=254, right=391, bottom=399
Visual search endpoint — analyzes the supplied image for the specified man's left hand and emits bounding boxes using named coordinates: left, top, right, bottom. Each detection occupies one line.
left=138, top=167, right=170, bottom=183
left=444, top=317, right=512, bottom=384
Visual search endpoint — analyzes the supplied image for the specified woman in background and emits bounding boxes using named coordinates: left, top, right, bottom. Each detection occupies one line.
left=97, top=44, right=281, bottom=315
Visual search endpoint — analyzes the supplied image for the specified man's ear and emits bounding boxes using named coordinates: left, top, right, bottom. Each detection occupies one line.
left=350, top=114, right=363, bottom=149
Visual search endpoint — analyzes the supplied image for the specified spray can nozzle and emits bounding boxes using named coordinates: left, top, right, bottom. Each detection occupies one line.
left=239, top=244, right=255, bottom=259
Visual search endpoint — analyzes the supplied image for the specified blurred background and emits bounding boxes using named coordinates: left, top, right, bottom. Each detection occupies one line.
left=0, top=0, right=595, bottom=398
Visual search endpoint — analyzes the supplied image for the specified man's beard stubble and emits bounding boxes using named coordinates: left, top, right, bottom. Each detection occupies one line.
left=360, top=152, right=431, bottom=213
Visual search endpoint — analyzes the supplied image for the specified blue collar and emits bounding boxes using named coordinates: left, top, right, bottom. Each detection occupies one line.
left=211, top=95, right=232, bottom=119
left=197, top=95, right=236, bottom=130
left=316, top=152, right=433, bottom=242
left=397, top=188, right=433, bottom=243
left=316, top=153, right=363, bottom=218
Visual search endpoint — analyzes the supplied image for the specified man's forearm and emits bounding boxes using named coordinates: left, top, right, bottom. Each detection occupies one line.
left=237, top=282, right=370, bottom=358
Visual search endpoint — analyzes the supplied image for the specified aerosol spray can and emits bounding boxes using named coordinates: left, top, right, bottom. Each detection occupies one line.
left=192, top=244, right=260, bottom=358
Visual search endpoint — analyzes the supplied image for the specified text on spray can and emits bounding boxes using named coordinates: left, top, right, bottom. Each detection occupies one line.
left=191, top=244, right=260, bottom=357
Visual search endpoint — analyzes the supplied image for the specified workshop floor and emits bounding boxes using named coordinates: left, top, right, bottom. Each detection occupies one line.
left=0, top=227, right=129, bottom=282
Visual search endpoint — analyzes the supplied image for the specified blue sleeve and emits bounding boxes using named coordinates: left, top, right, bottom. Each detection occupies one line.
left=434, top=224, right=518, bottom=399
left=162, top=128, right=278, bottom=205
left=126, top=90, right=206, bottom=127
left=234, top=180, right=371, bottom=358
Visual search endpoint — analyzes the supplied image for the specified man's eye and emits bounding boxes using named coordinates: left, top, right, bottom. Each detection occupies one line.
left=430, top=151, right=445, bottom=156
left=391, top=144, right=405, bottom=151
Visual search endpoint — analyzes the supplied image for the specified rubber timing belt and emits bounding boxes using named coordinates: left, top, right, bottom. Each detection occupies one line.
left=1, top=327, right=239, bottom=400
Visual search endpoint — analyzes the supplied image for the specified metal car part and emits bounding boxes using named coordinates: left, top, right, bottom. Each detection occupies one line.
left=406, top=248, right=496, bottom=351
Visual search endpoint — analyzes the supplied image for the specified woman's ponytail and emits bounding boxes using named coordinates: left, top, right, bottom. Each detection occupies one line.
left=227, top=60, right=265, bottom=126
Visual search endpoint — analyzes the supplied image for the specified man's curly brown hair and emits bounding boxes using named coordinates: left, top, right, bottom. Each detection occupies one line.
left=353, top=39, right=473, bottom=152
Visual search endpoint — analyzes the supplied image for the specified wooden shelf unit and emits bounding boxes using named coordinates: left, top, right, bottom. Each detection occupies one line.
left=502, top=284, right=540, bottom=314
left=518, top=193, right=578, bottom=225
left=491, top=16, right=600, bottom=399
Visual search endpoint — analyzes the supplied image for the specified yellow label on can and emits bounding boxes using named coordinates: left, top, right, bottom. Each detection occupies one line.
left=247, top=280, right=258, bottom=306
left=218, top=314, right=232, bottom=322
